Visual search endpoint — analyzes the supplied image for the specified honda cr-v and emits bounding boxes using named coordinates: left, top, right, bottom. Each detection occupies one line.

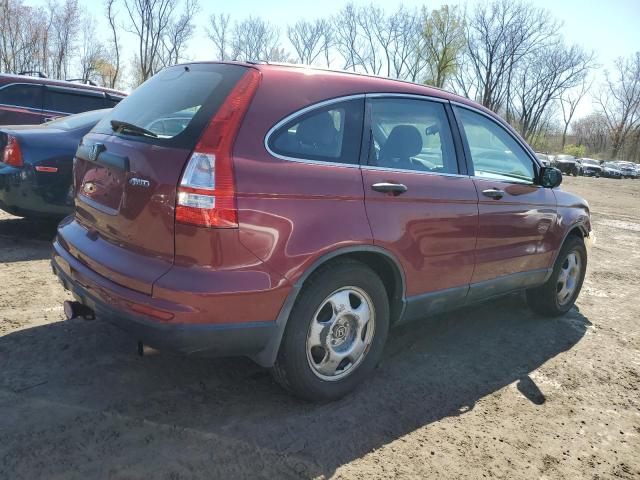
left=52, top=62, right=592, bottom=400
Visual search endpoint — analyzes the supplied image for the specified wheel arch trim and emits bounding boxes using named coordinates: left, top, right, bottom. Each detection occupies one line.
left=250, top=245, right=407, bottom=367
left=546, top=221, right=590, bottom=282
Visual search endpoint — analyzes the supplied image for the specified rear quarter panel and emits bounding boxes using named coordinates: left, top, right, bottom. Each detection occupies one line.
left=233, top=69, right=377, bottom=282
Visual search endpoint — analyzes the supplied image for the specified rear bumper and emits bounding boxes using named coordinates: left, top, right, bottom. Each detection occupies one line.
left=0, top=164, right=72, bottom=218
left=52, top=240, right=280, bottom=363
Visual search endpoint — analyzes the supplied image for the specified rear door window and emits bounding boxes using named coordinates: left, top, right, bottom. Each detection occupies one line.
left=44, top=89, right=106, bottom=114
left=367, top=97, right=458, bottom=174
left=93, top=63, right=249, bottom=149
left=0, top=84, right=43, bottom=109
left=268, top=98, right=364, bottom=164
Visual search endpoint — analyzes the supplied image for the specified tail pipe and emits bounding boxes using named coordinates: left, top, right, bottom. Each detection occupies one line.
left=63, top=300, right=95, bottom=320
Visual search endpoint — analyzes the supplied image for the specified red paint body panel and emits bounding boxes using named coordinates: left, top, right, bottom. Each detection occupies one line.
left=362, top=170, right=478, bottom=295
left=72, top=132, right=190, bottom=294
left=471, top=178, right=558, bottom=282
left=234, top=159, right=372, bottom=282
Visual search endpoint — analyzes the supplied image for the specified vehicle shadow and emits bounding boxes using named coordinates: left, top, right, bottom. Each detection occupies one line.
left=0, top=295, right=590, bottom=479
left=0, top=216, right=58, bottom=262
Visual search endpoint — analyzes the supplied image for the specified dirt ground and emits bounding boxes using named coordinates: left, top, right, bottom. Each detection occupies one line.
left=0, top=176, right=639, bottom=480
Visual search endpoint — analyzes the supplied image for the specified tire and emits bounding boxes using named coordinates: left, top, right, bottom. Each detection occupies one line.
left=272, top=259, right=390, bottom=402
left=526, top=235, right=587, bottom=317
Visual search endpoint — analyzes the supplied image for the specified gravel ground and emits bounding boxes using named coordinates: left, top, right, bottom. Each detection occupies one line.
left=0, top=176, right=638, bottom=480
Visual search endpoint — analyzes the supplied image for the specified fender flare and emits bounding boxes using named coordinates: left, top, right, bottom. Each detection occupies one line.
left=250, top=245, right=406, bottom=367
left=545, top=220, right=590, bottom=282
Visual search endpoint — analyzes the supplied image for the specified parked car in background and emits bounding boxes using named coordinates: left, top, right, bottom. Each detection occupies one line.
left=613, top=161, right=638, bottom=179
left=0, top=109, right=110, bottom=219
left=535, top=153, right=551, bottom=167
left=600, top=161, right=624, bottom=179
left=0, top=73, right=125, bottom=126
left=52, top=62, right=591, bottom=401
left=575, top=158, right=602, bottom=177
left=553, top=154, right=578, bottom=175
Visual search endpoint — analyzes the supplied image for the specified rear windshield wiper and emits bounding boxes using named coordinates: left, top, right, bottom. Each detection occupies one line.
left=110, top=119, right=158, bottom=138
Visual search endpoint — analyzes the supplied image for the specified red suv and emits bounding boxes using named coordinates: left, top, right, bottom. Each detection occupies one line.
left=52, top=62, right=592, bottom=401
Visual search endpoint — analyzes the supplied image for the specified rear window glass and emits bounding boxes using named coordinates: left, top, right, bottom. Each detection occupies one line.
left=45, top=108, right=110, bottom=130
left=44, top=90, right=106, bottom=114
left=93, top=64, right=248, bottom=148
left=0, top=84, right=43, bottom=109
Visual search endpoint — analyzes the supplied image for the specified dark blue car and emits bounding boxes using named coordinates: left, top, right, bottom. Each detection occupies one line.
left=0, top=109, right=109, bottom=219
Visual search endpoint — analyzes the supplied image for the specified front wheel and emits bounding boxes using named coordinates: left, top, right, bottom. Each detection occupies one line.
left=272, top=260, right=389, bottom=401
left=526, top=236, right=587, bottom=317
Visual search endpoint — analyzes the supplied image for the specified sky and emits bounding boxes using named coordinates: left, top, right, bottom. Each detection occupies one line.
left=32, top=0, right=640, bottom=119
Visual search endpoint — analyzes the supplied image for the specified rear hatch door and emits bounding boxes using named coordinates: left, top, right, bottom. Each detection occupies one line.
left=68, top=63, right=249, bottom=294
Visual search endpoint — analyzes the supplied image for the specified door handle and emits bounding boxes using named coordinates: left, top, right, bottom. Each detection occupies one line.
left=482, top=188, right=505, bottom=199
left=371, top=182, right=408, bottom=196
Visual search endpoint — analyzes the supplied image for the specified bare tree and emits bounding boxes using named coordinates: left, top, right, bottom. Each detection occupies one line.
left=231, top=16, right=280, bottom=61
left=510, top=42, right=594, bottom=140
left=49, top=0, right=81, bottom=79
left=595, top=52, right=640, bottom=159
left=207, top=13, right=231, bottom=61
left=455, top=0, right=560, bottom=113
left=332, top=3, right=370, bottom=72
left=573, top=113, right=610, bottom=154
left=422, top=5, right=465, bottom=88
left=560, top=78, right=591, bottom=149
left=78, top=16, right=106, bottom=83
left=0, top=0, right=45, bottom=73
left=159, top=0, right=198, bottom=67
left=122, top=0, right=197, bottom=85
left=207, top=14, right=284, bottom=63
left=105, top=0, right=121, bottom=88
left=287, top=19, right=331, bottom=66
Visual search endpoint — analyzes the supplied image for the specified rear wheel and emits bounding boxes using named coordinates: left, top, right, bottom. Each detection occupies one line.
left=526, top=236, right=587, bottom=316
left=272, top=260, right=389, bottom=401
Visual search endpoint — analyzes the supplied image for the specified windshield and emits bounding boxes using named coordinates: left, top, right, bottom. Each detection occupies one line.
left=556, top=155, right=576, bottom=161
left=46, top=109, right=110, bottom=130
left=93, top=63, right=248, bottom=148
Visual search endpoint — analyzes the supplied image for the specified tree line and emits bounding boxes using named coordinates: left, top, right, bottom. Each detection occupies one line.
left=1, top=0, right=639, bottom=161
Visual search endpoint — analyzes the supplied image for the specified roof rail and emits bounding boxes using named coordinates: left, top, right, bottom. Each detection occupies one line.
left=18, top=70, right=47, bottom=78
left=65, top=78, right=98, bottom=86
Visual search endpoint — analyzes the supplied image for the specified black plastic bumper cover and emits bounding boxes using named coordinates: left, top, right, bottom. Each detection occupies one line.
left=52, top=256, right=279, bottom=361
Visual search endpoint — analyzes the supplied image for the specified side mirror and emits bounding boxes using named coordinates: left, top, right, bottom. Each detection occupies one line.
left=540, top=166, right=563, bottom=188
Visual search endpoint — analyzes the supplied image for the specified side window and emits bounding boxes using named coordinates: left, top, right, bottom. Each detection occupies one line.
left=268, top=98, right=364, bottom=164
left=106, top=96, right=124, bottom=108
left=367, top=98, right=458, bottom=174
left=0, top=84, right=43, bottom=109
left=44, top=90, right=106, bottom=114
left=455, top=106, right=535, bottom=184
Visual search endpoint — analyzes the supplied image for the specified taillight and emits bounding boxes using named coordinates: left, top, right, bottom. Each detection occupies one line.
left=2, top=135, right=23, bottom=167
left=176, top=69, right=261, bottom=228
